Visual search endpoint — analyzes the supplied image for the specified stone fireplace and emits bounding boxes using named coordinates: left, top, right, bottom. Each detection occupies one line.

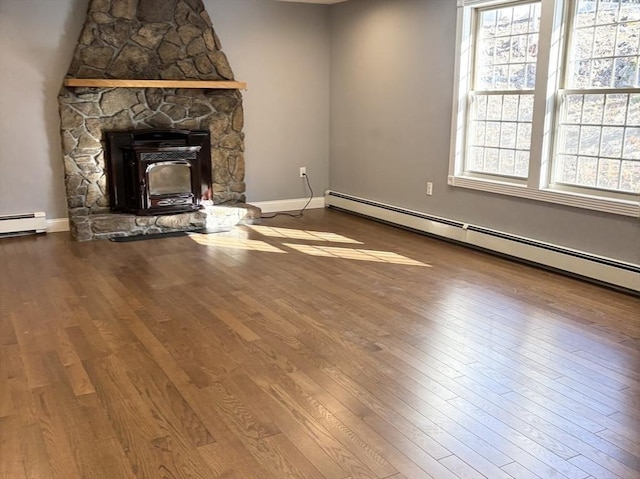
left=58, top=0, right=259, bottom=241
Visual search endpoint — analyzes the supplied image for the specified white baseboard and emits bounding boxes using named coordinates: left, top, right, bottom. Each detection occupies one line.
left=325, top=190, right=640, bottom=293
left=47, top=218, right=70, bottom=233
left=251, top=197, right=325, bottom=214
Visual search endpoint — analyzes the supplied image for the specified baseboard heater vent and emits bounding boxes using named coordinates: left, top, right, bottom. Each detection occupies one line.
left=325, top=191, right=640, bottom=293
left=0, top=212, right=47, bottom=237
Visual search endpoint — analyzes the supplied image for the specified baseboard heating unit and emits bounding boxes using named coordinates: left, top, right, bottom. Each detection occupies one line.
left=0, top=212, right=47, bottom=237
left=325, top=191, right=640, bottom=293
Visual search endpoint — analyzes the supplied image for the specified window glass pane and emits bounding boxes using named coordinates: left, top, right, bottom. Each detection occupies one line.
left=515, top=151, right=530, bottom=176
left=525, top=64, right=537, bottom=88
left=510, top=35, right=527, bottom=61
left=592, top=58, right=614, bottom=87
left=565, top=95, right=584, bottom=123
left=473, top=95, right=487, bottom=121
left=574, top=28, right=594, bottom=60
left=500, top=123, right=517, bottom=148
left=470, top=147, right=485, bottom=171
left=559, top=125, right=580, bottom=154
left=579, top=126, right=601, bottom=156
left=597, top=158, right=621, bottom=189
left=597, top=0, right=620, bottom=25
left=497, top=7, right=514, bottom=37
left=493, top=65, right=510, bottom=89
left=499, top=149, right=516, bottom=174
left=502, top=95, right=519, bottom=121
left=558, top=155, right=578, bottom=183
left=621, top=1, right=640, bottom=22
left=487, top=95, right=503, bottom=120
left=616, top=25, right=639, bottom=56
left=620, top=161, right=640, bottom=192
left=474, top=121, right=487, bottom=144
left=495, top=38, right=511, bottom=64
left=509, top=64, right=526, bottom=89
left=575, top=1, right=597, bottom=28
left=528, top=3, right=541, bottom=32
left=485, top=148, right=500, bottom=172
left=594, top=25, right=615, bottom=58
left=583, top=94, right=605, bottom=123
left=486, top=121, right=501, bottom=147
left=517, top=123, right=532, bottom=150
left=527, top=33, right=539, bottom=62
left=601, top=126, right=625, bottom=157
left=623, top=127, right=640, bottom=159
left=614, top=57, right=638, bottom=87
left=576, top=156, right=599, bottom=186
left=512, top=4, right=531, bottom=33
left=629, top=94, right=640, bottom=125
left=571, top=60, right=592, bottom=88
left=603, top=94, right=628, bottom=124
left=518, top=94, right=534, bottom=121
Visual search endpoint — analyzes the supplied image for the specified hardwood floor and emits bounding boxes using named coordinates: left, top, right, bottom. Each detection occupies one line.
left=1, top=208, right=638, bottom=479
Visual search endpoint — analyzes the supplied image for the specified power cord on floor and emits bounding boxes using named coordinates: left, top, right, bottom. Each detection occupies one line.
left=261, top=172, right=314, bottom=219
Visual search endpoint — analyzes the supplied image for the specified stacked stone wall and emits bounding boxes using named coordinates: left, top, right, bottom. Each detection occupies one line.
left=57, top=0, right=248, bottom=240
left=68, top=0, right=232, bottom=81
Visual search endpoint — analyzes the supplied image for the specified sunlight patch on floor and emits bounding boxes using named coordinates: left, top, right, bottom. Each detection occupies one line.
left=189, top=234, right=286, bottom=253
left=283, top=243, right=431, bottom=267
left=189, top=227, right=428, bottom=266
left=247, top=225, right=363, bottom=244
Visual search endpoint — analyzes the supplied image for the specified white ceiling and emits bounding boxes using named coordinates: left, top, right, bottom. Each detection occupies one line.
left=276, top=0, right=349, bottom=4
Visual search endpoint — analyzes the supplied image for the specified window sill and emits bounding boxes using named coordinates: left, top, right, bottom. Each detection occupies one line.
left=447, top=175, right=640, bottom=217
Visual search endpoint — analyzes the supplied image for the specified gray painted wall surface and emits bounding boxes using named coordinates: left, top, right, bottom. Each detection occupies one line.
left=0, top=0, right=88, bottom=220
left=0, top=0, right=330, bottom=219
left=329, top=0, right=640, bottom=263
left=206, top=0, right=330, bottom=203
left=1, top=0, right=637, bottom=263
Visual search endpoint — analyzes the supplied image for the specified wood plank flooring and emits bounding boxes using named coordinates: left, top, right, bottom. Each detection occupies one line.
left=0, top=208, right=638, bottom=479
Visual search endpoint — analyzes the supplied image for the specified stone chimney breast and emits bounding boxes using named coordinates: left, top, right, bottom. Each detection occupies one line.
left=137, top=0, right=177, bottom=23
left=67, top=0, right=233, bottom=81
left=57, top=0, right=250, bottom=241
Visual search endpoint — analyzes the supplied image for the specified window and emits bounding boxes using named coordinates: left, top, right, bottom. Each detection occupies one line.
left=449, top=0, right=640, bottom=216
left=468, top=2, right=541, bottom=179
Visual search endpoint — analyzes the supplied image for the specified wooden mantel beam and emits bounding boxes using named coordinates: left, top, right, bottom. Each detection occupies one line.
left=63, top=78, right=247, bottom=90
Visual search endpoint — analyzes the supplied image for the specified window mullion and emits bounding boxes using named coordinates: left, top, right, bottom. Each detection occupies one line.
left=527, top=0, right=567, bottom=189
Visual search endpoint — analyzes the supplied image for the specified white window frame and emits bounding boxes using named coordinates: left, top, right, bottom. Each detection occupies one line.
left=449, top=0, right=640, bottom=217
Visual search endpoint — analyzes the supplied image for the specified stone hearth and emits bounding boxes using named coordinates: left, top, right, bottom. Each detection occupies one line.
left=58, top=0, right=258, bottom=241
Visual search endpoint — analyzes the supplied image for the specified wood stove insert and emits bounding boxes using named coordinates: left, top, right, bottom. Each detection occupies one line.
left=105, top=129, right=212, bottom=216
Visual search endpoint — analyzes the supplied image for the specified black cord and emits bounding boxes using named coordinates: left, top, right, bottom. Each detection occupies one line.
left=261, top=173, right=314, bottom=219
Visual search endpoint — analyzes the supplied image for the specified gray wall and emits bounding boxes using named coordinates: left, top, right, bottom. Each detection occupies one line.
left=0, top=0, right=330, bottom=220
left=329, top=0, right=640, bottom=263
left=206, top=0, right=330, bottom=203
left=1, top=0, right=637, bottom=263
left=0, top=0, right=88, bottom=220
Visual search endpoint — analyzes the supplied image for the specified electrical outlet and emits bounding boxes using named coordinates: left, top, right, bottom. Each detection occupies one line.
left=299, top=167, right=307, bottom=178
left=426, top=181, right=433, bottom=196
